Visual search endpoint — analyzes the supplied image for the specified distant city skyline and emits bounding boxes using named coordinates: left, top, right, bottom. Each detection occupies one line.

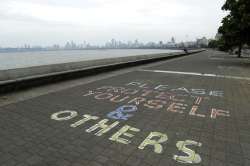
left=0, top=0, right=227, bottom=47
left=1, top=38, right=178, bottom=49
left=0, top=37, right=209, bottom=52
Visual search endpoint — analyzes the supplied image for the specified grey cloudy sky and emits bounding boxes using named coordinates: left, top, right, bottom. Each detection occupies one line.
left=0, top=0, right=227, bottom=47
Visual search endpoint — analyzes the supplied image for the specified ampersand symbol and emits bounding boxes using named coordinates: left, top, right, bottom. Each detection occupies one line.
left=107, top=105, right=137, bottom=120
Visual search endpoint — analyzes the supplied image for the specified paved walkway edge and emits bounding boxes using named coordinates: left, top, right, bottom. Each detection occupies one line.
left=0, top=50, right=205, bottom=94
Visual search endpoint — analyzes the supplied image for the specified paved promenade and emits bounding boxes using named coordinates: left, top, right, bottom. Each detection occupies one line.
left=0, top=50, right=250, bottom=166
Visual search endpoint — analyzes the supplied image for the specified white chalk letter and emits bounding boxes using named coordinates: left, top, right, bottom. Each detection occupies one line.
left=210, top=108, right=230, bottom=119
left=110, top=125, right=140, bottom=144
left=138, top=132, right=168, bottom=154
left=173, top=140, right=202, bottom=164
left=70, top=114, right=99, bottom=128
left=86, top=119, right=119, bottom=136
left=51, top=110, right=78, bottom=121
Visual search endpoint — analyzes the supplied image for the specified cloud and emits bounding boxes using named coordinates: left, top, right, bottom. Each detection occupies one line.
left=0, top=0, right=227, bottom=46
left=0, top=1, right=186, bottom=25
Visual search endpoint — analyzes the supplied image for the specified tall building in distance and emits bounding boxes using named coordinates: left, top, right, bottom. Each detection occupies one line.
left=166, top=37, right=176, bottom=48
left=196, top=37, right=209, bottom=48
left=171, top=37, right=175, bottom=44
left=215, top=33, right=222, bottom=41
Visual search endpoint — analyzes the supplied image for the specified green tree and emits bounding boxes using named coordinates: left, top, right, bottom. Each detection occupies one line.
left=208, top=40, right=218, bottom=48
left=218, top=0, right=250, bottom=57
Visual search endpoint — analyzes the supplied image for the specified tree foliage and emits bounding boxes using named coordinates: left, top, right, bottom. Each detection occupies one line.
left=218, top=0, right=250, bottom=57
left=208, top=40, right=218, bottom=48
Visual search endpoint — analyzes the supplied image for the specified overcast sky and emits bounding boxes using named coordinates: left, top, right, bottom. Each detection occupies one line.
left=0, top=0, right=227, bottom=47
